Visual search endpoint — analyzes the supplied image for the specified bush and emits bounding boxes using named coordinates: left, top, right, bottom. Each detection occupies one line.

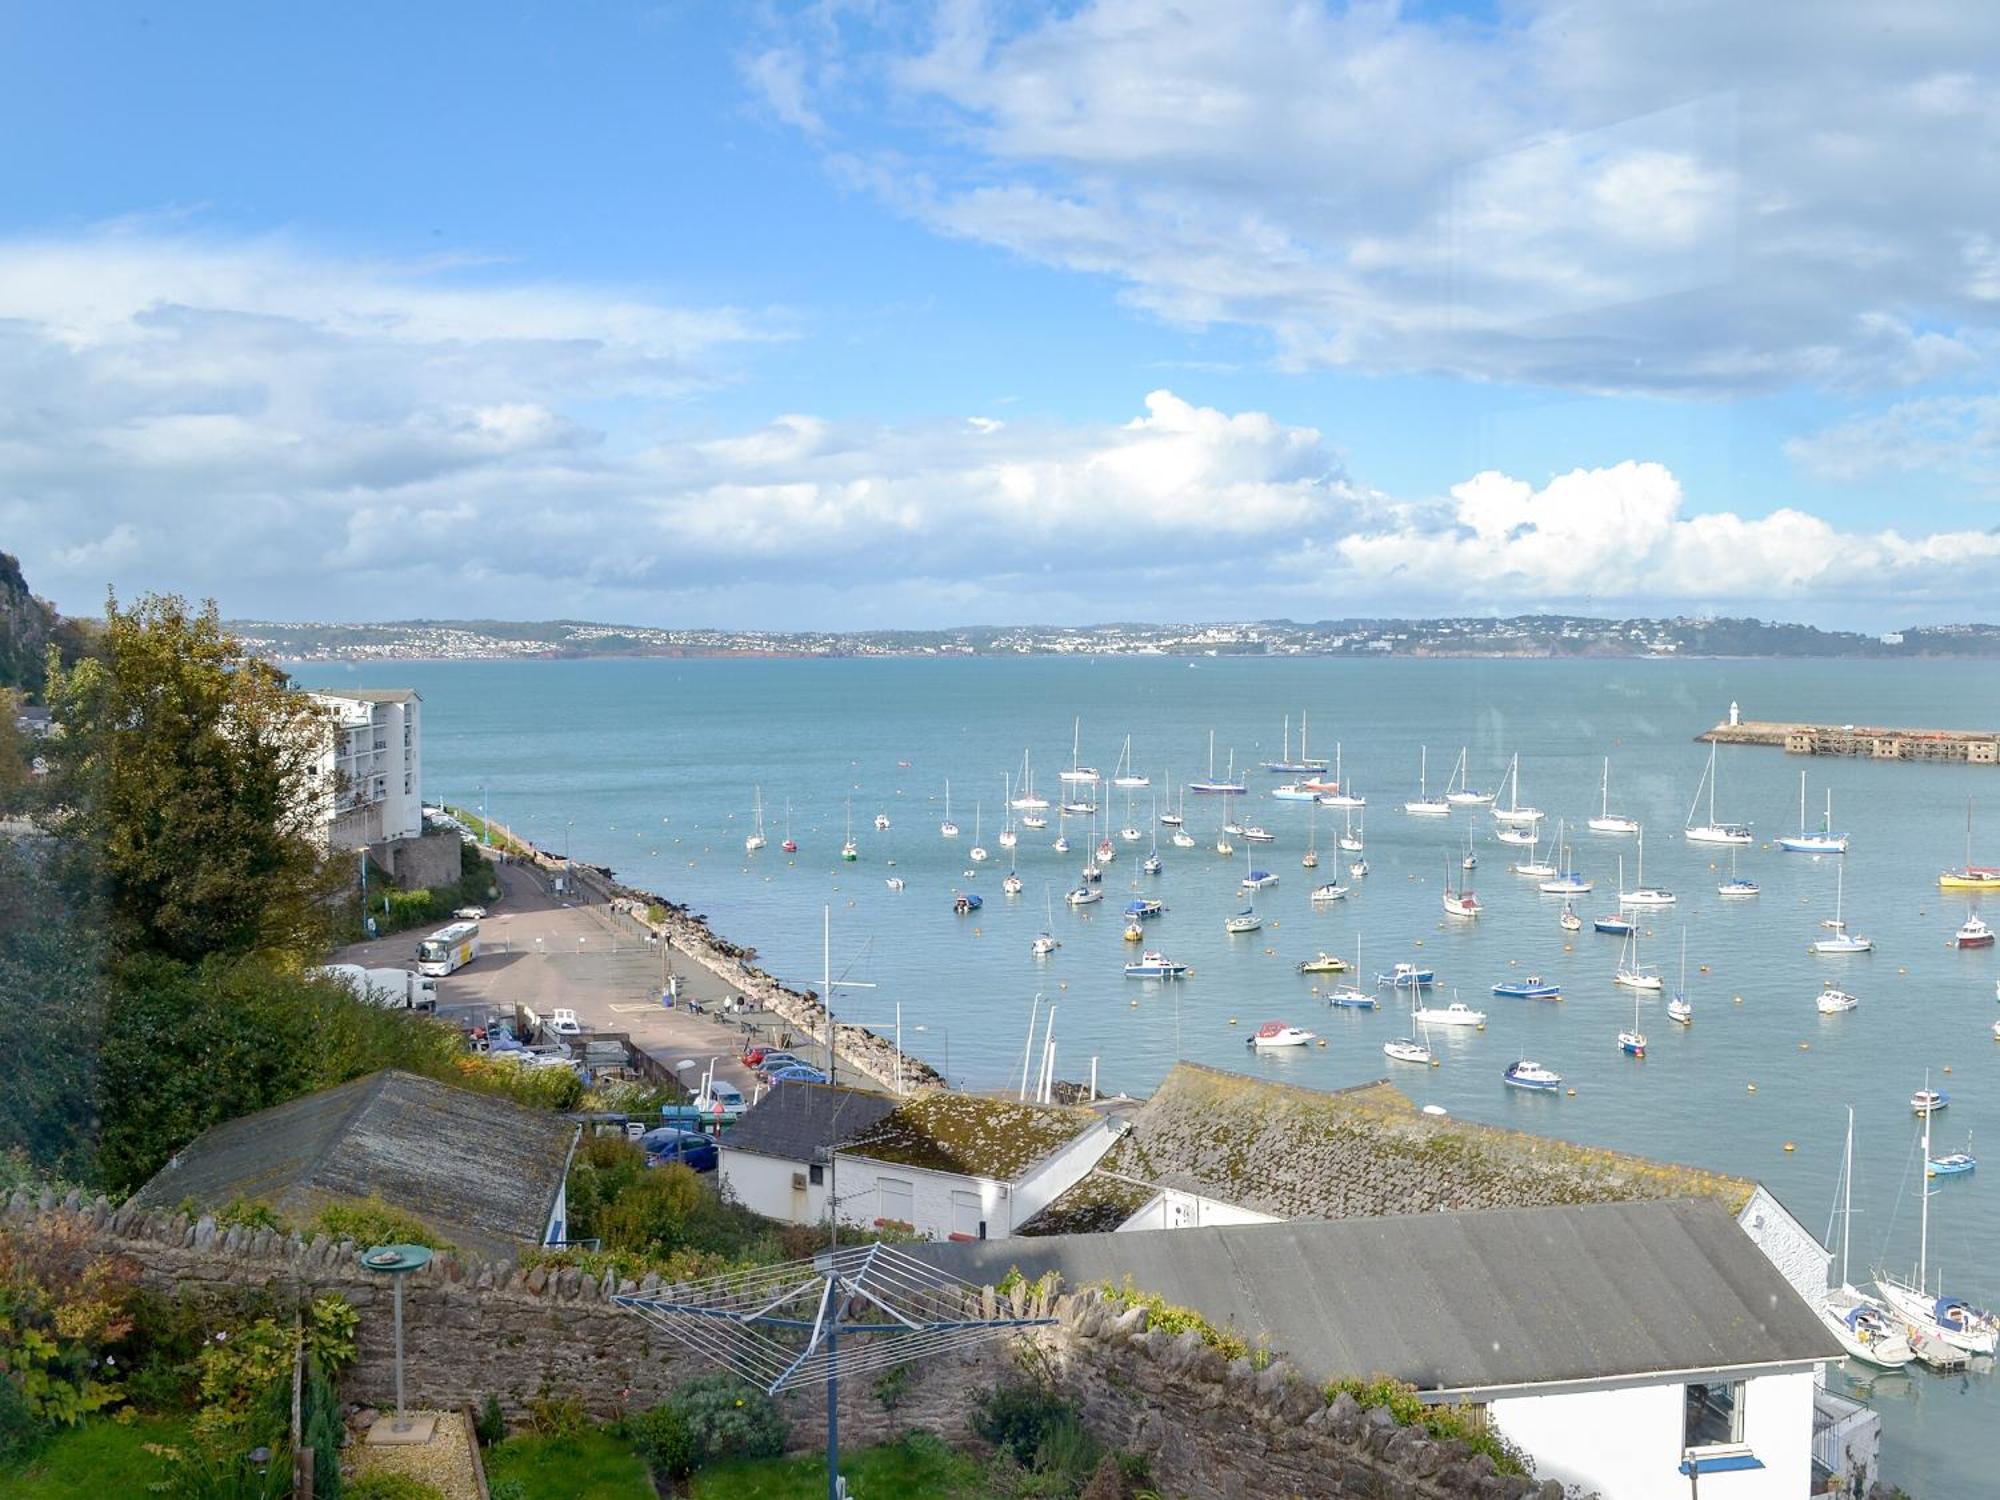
left=451, top=1056, right=586, bottom=1112
left=0, top=1369, right=44, bottom=1466
left=972, top=1380, right=1082, bottom=1469
left=523, top=1392, right=591, bottom=1438
left=0, top=1214, right=135, bottom=1427
left=474, top=1392, right=507, bottom=1447
left=628, top=1401, right=700, bottom=1479
left=1323, top=1375, right=1531, bottom=1476
left=635, top=1374, right=787, bottom=1478
left=310, top=1197, right=453, bottom=1253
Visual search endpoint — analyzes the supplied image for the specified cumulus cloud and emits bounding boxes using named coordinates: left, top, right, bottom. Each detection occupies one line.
left=749, top=0, right=2000, bottom=395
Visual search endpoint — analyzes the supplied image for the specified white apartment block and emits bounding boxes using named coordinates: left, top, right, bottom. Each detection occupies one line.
left=306, top=689, right=423, bottom=851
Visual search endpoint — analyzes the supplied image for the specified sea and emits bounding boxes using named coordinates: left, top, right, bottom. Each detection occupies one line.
left=289, top=653, right=2000, bottom=1494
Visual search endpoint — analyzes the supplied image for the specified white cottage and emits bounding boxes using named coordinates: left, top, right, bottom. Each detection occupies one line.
left=919, top=1197, right=1845, bottom=1499
left=717, top=1082, right=899, bottom=1226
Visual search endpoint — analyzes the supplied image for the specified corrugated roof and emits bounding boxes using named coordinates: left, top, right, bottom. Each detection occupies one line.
left=840, top=1091, right=1099, bottom=1181
left=916, top=1198, right=1843, bottom=1398
left=722, top=1082, right=899, bottom=1163
left=132, top=1070, right=576, bottom=1261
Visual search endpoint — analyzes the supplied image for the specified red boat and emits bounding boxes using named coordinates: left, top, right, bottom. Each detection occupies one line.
left=1954, top=916, right=1995, bottom=949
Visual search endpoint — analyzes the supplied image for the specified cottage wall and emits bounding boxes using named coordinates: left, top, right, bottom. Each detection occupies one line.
left=718, top=1148, right=824, bottom=1225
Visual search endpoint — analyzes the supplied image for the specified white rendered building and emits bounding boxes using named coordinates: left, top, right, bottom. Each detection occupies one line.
left=305, top=689, right=423, bottom=850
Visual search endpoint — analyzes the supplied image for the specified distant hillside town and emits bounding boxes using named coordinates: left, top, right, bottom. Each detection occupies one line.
left=226, top=612, right=2000, bottom=663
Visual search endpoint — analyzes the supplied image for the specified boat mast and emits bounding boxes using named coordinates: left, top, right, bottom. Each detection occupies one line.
left=1920, top=1072, right=1933, bottom=1292
left=1601, top=757, right=1610, bottom=819
left=1841, top=1105, right=1853, bottom=1289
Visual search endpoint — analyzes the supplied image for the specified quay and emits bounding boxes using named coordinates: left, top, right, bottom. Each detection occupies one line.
left=1700, top=718, right=2000, bottom=764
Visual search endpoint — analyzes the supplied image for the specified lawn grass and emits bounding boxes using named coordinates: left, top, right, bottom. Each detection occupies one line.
left=0, top=1416, right=191, bottom=1498
left=691, top=1433, right=991, bottom=1499
left=483, top=1429, right=656, bottom=1500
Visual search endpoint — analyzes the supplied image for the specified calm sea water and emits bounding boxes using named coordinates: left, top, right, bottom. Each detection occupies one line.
left=292, top=654, right=2000, bottom=1493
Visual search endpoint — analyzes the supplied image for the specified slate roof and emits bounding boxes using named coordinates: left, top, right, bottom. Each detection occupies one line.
left=916, top=1197, right=1843, bottom=1400
left=839, top=1090, right=1102, bottom=1181
left=132, top=1070, right=577, bottom=1261
left=1019, top=1063, right=1753, bottom=1233
left=722, top=1082, right=899, bottom=1163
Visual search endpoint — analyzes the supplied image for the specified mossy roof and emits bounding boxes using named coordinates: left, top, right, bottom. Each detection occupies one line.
left=1025, top=1063, right=1753, bottom=1229
left=838, top=1089, right=1098, bottom=1181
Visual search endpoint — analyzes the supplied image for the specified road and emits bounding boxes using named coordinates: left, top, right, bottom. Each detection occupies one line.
left=336, top=855, right=763, bottom=1097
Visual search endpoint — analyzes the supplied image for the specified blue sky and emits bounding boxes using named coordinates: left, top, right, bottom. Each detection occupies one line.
left=3, top=1, right=1998, bottom=628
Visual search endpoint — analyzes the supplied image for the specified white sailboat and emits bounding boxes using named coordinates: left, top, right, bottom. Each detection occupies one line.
left=1508, top=823, right=1557, bottom=879
left=1491, top=752, right=1542, bottom=826
left=1442, top=857, right=1480, bottom=918
left=1613, top=923, right=1662, bottom=991
left=1822, top=1108, right=1916, bottom=1368
left=968, top=802, right=988, bottom=862
left=1718, top=844, right=1759, bottom=899
left=1538, top=819, right=1591, bottom=894
left=1303, top=800, right=1320, bottom=869
left=1052, top=805, right=1070, bottom=855
left=1587, top=757, right=1639, bottom=835
left=1617, top=982, right=1647, bottom=1056
left=1032, top=887, right=1061, bottom=957
left=841, top=800, right=858, bottom=862
left=1384, top=981, right=1434, bottom=1065
left=1189, top=731, right=1247, bottom=795
left=1059, top=717, right=1099, bottom=784
left=1809, top=862, right=1872, bottom=953
left=1666, top=931, right=1693, bottom=1024
left=1405, top=745, right=1450, bottom=816
left=1777, top=772, right=1849, bottom=854
left=1874, top=1076, right=2000, bottom=1355
left=998, top=775, right=1018, bottom=848
left=744, top=786, right=767, bottom=852
left=939, top=779, right=959, bottom=839
left=1684, top=741, right=1753, bottom=845
left=1318, top=741, right=1365, bottom=807
left=1338, top=806, right=1365, bottom=855
left=1443, top=745, right=1491, bottom=805
left=1618, top=826, right=1675, bottom=907
left=1159, top=775, right=1183, bottom=827
left=1112, top=733, right=1150, bottom=788
left=1010, top=748, right=1049, bottom=810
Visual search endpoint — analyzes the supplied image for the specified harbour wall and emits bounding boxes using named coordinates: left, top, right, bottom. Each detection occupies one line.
left=8, top=1191, right=1550, bottom=1500
left=1702, top=719, right=2000, bottom=763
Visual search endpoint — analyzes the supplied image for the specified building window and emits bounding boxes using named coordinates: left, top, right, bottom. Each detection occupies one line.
left=950, top=1189, right=984, bottom=1239
left=808, top=1163, right=824, bottom=1186
left=878, top=1176, right=914, bottom=1226
left=1683, top=1381, right=1744, bottom=1449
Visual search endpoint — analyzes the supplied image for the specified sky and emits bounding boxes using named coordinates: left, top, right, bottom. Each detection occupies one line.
left=4, top=0, right=2000, bottom=630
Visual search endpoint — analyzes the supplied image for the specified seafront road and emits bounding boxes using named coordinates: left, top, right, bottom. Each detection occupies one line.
left=334, top=856, right=762, bottom=1098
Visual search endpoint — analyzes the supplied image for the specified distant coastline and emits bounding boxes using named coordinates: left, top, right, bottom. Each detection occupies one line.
left=235, top=612, right=2000, bottom=665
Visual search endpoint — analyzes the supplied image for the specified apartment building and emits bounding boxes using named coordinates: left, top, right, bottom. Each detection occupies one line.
left=306, top=688, right=423, bottom=850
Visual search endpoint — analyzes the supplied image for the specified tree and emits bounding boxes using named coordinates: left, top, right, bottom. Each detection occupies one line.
left=39, top=593, right=343, bottom=964
left=0, top=690, right=31, bottom=814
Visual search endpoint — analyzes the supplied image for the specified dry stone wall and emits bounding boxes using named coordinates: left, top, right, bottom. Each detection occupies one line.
left=6, top=1191, right=1553, bottom=1499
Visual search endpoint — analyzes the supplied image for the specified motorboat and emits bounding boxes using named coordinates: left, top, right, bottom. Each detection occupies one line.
left=1777, top=773, right=1849, bottom=854
left=1065, top=886, right=1101, bottom=906
left=885, top=877, right=905, bottom=891
left=1495, top=825, right=1537, bottom=847
left=1383, top=1037, right=1433, bottom=1065
left=1297, top=951, right=1350, bottom=974
left=1414, top=1000, right=1485, bottom=1028
left=953, top=892, right=982, bottom=914
left=1124, top=951, right=1190, bottom=979
left=1223, top=821, right=1246, bottom=836
left=1022, top=813, right=1048, bottom=829
left=1241, top=825, right=1275, bottom=844
left=874, top=812, right=891, bottom=831
left=1225, top=908, right=1263, bottom=934
left=1912, top=1088, right=1949, bottom=1115
left=1241, top=869, right=1280, bottom=891
left=1954, top=915, right=1995, bottom=949
left=1376, top=963, right=1435, bottom=988
left=1249, top=1021, right=1315, bottom=1049
left=1492, top=976, right=1561, bottom=1000
left=1124, top=898, right=1165, bottom=919
left=1310, top=881, right=1350, bottom=903
left=1272, top=783, right=1320, bottom=802
left=1503, top=1060, right=1562, bottom=1091
left=1031, top=932, right=1059, bottom=957
left=1817, top=982, right=1859, bottom=1014
left=1142, top=852, right=1163, bottom=875
left=1593, top=913, right=1634, bottom=936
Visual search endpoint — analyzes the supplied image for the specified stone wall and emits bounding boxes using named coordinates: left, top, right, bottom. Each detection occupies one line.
left=375, top=829, right=465, bottom=892
left=6, top=1191, right=1551, bottom=1500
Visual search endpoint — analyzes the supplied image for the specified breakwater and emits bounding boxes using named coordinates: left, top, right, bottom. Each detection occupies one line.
left=1701, top=718, right=2000, bottom=763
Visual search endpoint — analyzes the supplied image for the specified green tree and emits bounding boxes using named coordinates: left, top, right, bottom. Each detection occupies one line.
left=0, top=689, right=32, bottom=814
left=0, top=846, right=106, bottom=1181
left=39, top=592, right=342, bottom=964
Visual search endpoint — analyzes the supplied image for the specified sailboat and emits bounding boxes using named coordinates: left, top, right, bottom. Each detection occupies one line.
left=781, top=796, right=798, bottom=853
left=1442, top=746, right=1490, bottom=806
left=1684, top=741, right=1753, bottom=845
left=1159, top=776, right=1184, bottom=827
left=1405, top=745, right=1450, bottom=816
left=1613, top=923, right=1662, bottom=991
left=1617, top=983, right=1648, bottom=1056
left=998, top=776, right=1019, bottom=848
left=1032, top=888, right=1060, bottom=957
left=1189, top=731, right=1247, bottom=795
left=1263, top=711, right=1330, bottom=774
left=1537, top=819, right=1591, bottom=893
left=1822, top=1108, right=1917, bottom=1369
left=1618, top=826, right=1675, bottom=906
left=1002, top=868, right=1023, bottom=895
left=1303, top=801, right=1320, bottom=869
left=1112, top=734, right=1150, bottom=788
left=1326, top=936, right=1376, bottom=1008
left=1051, top=804, right=1070, bottom=855
left=968, top=802, right=988, bottom=862
left=1215, top=811, right=1234, bottom=857
left=1937, top=799, right=2000, bottom=889
left=744, top=787, right=767, bottom=851
left=1666, top=931, right=1693, bottom=1024
left=1809, top=862, right=1872, bottom=953
left=840, top=800, right=858, bottom=862
left=1491, top=753, right=1543, bottom=826
left=1875, top=1074, right=2000, bottom=1355
left=1117, top=782, right=1143, bottom=841
left=1337, top=803, right=1364, bottom=854
left=1059, top=718, right=1099, bottom=784
left=1777, top=771, right=1849, bottom=854
left=1507, top=823, right=1557, bottom=880
left=1718, top=845, right=1759, bottom=899
left=1559, top=904, right=1582, bottom=932
left=1143, top=802, right=1164, bottom=876
left=1587, top=757, right=1639, bottom=835
left=1010, top=749, right=1049, bottom=809
left=1442, top=859, right=1479, bottom=919
left=1315, top=741, right=1362, bottom=805
left=1383, top=979, right=1434, bottom=1065
left=939, top=780, right=959, bottom=838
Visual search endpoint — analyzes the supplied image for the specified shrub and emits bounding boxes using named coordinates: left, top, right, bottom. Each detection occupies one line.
left=451, top=1056, right=586, bottom=1112
left=524, top=1392, right=591, bottom=1438
left=0, top=1369, right=43, bottom=1466
left=1323, top=1375, right=1531, bottom=1476
left=635, top=1374, right=787, bottom=1478
left=1096, top=1279, right=1248, bottom=1362
left=310, top=1197, right=453, bottom=1253
left=116, top=1289, right=215, bottom=1410
left=0, top=1214, right=135, bottom=1427
left=474, top=1392, right=507, bottom=1447
left=188, top=1316, right=292, bottom=1452
left=305, top=1295, right=359, bottom=1372
left=628, top=1401, right=700, bottom=1479
left=972, top=1380, right=1083, bottom=1469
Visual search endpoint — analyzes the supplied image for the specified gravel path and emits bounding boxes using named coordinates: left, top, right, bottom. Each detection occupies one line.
left=351, top=1409, right=482, bottom=1500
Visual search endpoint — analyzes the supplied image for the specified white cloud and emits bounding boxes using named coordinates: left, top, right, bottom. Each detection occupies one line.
left=750, top=0, right=2000, bottom=394
left=1787, top=396, right=2000, bottom=483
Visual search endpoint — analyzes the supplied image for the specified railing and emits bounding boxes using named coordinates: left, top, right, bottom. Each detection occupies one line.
left=1811, top=1388, right=1879, bottom=1492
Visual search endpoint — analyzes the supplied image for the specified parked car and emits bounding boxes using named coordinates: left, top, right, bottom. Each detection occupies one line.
left=692, top=1079, right=747, bottom=1122
left=454, top=905, right=488, bottom=920
left=639, top=1127, right=718, bottom=1173
left=764, top=1064, right=829, bottom=1086
left=751, top=1051, right=805, bottom=1078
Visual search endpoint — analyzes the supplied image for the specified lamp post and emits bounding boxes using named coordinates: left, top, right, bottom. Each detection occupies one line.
left=359, top=1244, right=436, bottom=1445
